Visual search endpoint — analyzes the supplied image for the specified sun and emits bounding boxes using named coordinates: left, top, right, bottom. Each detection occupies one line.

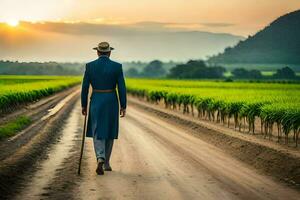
left=6, top=19, right=19, bottom=27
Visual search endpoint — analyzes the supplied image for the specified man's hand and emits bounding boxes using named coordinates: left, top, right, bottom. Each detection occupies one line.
left=82, top=107, right=87, bottom=116
left=120, top=108, right=126, bottom=118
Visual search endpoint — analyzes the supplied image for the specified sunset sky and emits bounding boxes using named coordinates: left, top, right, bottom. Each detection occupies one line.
left=0, top=0, right=299, bottom=61
left=1, top=0, right=300, bottom=35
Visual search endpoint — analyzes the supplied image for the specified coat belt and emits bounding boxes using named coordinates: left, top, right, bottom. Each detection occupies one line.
left=93, top=89, right=115, bottom=93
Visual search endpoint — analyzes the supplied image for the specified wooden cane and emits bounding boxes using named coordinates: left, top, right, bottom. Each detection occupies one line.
left=78, top=113, right=87, bottom=175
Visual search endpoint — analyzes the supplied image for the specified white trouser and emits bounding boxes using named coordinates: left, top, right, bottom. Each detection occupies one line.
left=93, top=135, right=114, bottom=166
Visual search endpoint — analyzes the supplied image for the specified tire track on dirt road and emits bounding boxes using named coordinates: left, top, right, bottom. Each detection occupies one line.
left=0, top=88, right=80, bottom=200
left=14, top=99, right=82, bottom=199
left=8, top=95, right=300, bottom=200
left=77, top=105, right=300, bottom=200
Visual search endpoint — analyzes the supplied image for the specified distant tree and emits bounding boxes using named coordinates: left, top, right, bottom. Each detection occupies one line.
left=168, top=64, right=187, bottom=79
left=248, top=69, right=263, bottom=79
left=0, top=60, right=83, bottom=75
left=141, top=60, right=166, bottom=77
left=232, top=68, right=248, bottom=78
left=125, top=68, right=140, bottom=77
left=232, top=68, right=262, bottom=79
left=210, top=66, right=227, bottom=78
left=273, top=66, right=296, bottom=79
left=168, top=60, right=226, bottom=79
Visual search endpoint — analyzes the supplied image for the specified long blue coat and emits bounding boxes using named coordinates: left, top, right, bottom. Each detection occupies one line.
left=81, top=56, right=127, bottom=139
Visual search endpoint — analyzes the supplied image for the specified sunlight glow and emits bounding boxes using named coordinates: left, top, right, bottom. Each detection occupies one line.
left=6, top=19, right=19, bottom=27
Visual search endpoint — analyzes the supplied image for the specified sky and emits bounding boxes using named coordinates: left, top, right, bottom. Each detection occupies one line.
left=0, top=0, right=299, bottom=62
left=1, top=0, right=300, bottom=35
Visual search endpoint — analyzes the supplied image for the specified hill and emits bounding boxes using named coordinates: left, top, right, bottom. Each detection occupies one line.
left=208, top=10, right=300, bottom=65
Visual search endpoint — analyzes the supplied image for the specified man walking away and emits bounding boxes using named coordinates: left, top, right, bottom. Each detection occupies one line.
left=81, top=42, right=127, bottom=175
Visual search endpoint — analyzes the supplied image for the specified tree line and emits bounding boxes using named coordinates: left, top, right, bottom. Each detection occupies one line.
left=126, top=59, right=299, bottom=80
left=0, top=60, right=84, bottom=75
left=0, top=60, right=298, bottom=80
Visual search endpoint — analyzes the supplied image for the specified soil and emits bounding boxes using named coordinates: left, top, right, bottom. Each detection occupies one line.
left=1, top=93, right=300, bottom=200
left=0, top=87, right=80, bottom=199
left=128, top=97, right=300, bottom=188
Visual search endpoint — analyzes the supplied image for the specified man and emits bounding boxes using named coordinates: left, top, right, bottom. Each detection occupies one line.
left=81, top=42, right=127, bottom=175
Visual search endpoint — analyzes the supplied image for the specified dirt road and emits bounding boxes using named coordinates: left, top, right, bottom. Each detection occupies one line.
left=9, top=96, right=300, bottom=200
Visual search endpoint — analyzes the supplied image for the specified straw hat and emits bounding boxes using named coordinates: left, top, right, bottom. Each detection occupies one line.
left=93, top=42, right=114, bottom=52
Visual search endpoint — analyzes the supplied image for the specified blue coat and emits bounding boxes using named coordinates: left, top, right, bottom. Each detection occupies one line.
left=81, top=56, right=127, bottom=139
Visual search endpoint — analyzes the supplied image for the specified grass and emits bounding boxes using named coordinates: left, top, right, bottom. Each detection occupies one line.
left=0, top=116, right=32, bottom=140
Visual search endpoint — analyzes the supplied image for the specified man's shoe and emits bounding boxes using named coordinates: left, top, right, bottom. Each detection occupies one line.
left=104, top=164, right=112, bottom=171
left=96, top=159, right=104, bottom=175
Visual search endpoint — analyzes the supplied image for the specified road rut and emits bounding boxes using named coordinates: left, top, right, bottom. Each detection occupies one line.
left=78, top=106, right=300, bottom=200
left=11, top=97, right=300, bottom=200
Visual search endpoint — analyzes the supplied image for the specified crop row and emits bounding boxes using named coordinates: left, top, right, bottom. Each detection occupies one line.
left=126, top=79, right=300, bottom=147
left=0, top=76, right=81, bottom=113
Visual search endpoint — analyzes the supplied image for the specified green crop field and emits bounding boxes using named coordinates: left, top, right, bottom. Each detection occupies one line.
left=126, top=78, right=300, bottom=146
left=0, top=75, right=81, bottom=113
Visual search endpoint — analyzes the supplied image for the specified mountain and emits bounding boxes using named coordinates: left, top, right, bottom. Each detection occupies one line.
left=0, top=21, right=243, bottom=62
left=209, top=10, right=300, bottom=64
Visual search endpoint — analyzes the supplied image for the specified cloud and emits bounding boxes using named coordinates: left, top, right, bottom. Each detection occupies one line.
left=18, top=21, right=189, bottom=36
left=17, top=21, right=236, bottom=36
left=19, top=21, right=136, bottom=36
left=201, top=23, right=235, bottom=28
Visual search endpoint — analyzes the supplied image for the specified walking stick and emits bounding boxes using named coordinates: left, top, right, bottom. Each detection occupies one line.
left=78, top=113, right=87, bottom=175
